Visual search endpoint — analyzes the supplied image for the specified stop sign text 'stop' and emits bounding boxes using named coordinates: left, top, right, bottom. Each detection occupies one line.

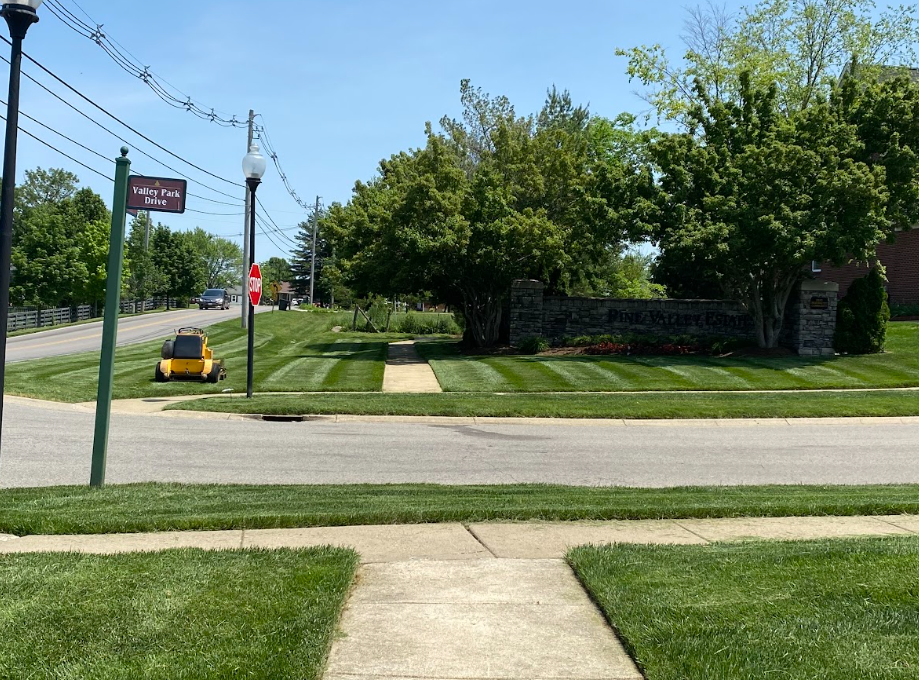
left=248, top=264, right=262, bottom=306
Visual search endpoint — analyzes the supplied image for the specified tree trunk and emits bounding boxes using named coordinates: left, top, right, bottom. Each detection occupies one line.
left=746, top=276, right=799, bottom=348
left=461, top=290, right=503, bottom=347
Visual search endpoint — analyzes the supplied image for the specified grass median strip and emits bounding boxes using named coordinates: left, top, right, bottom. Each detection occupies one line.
left=167, top=388, right=919, bottom=419
left=419, top=321, right=919, bottom=392
left=0, top=547, right=357, bottom=680
left=4, top=483, right=919, bottom=535
left=569, top=537, right=919, bottom=679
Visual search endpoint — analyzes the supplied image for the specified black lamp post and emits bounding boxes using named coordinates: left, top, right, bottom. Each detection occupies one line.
left=0, top=0, right=41, bottom=455
left=242, top=143, right=266, bottom=399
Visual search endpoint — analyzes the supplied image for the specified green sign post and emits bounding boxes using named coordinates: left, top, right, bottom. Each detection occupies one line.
left=90, top=147, right=131, bottom=487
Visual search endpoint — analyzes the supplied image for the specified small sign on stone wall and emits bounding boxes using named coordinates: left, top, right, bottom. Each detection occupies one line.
left=809, top=296, right=829, bottom=310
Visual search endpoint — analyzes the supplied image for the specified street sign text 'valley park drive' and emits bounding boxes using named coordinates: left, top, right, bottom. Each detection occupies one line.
left=126, top=176, right=187, bottom=214
left=248, top=263, right=262, bottom=306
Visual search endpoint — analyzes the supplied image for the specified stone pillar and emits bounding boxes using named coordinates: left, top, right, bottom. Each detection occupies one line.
left=783, top=280, right=839, bottom=356
left=509, top=280, right=545, bottom=346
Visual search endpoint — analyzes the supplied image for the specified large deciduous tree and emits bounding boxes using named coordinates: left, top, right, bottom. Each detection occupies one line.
left=184, top=227, right=243, bottom=289
left=328, top=82, right=651, bottom=346
left=649, top=74, right=887, bottom=347
left=150, top=226, right=205, bottom=306
left=259, top=256, right=292, bottom=288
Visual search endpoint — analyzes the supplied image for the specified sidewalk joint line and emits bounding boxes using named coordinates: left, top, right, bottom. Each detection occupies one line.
left=873, top=516, right=919, bottom=535
left=239, top=528, right=245, bottom=549
left=670, top=520, right=714, bottom=544
left=463, top=523, right=498, bottom=558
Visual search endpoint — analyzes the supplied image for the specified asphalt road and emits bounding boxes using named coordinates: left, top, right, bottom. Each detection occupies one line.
left=1, top=398, right=917, bottom=488
left=6, top=306, right=253, bottom=363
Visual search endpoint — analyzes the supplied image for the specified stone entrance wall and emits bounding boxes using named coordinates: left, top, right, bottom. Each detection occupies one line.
left=781, top=280, right=839, bottom=356
left=510, top=279, right=839, bottom=356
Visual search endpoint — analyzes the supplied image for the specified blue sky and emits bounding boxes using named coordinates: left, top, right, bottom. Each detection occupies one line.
left=13, top=0, right=748, bottom=259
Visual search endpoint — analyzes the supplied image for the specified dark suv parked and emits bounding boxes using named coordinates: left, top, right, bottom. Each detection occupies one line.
left=199, top=289, right=230, bottom=310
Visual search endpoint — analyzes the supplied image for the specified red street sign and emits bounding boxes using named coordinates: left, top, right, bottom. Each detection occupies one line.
left=126, top=176, right=187, bottom=214
left=248, top=264, right=262, bottom=306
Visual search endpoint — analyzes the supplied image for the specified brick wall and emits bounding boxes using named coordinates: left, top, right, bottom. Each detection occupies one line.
left=817, top=229, right=919, bottom=305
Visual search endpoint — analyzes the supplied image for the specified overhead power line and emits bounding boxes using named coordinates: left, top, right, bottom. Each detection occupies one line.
left=45, top=0, right=250, bottom=128
left=0, top=112, right=114, bottom=182
left=0, top=52, right=246, bottom=206
left=1, top=35, right=242, bottom=188
left=43, top=1, right=313, bottom=214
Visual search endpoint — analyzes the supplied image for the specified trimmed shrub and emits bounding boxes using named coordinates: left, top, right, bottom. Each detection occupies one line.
left=834, top=267, right=890, bottom=354
left=393, top=313, right=462, bottom=335
left=518, top=336, right=550, bottom=354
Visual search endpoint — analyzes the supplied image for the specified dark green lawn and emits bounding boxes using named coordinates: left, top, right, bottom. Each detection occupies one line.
left=4, top=483, right=919, bottom=535
left=5, top=311, right=406, bottom=402
left=570, top=537, right=919, bottom=680
left=169, top=388, right=919, bottom=419
left=0, top=547, right=357, bottom=680
left=418, top=322, right=919, bottom=392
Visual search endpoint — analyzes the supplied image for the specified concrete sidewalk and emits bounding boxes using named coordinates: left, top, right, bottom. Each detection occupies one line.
left=2, top=515, right=916, bottom=557
left=4, top=516, right=917, bottom=680
left=382, top=340, right=442, bottom=393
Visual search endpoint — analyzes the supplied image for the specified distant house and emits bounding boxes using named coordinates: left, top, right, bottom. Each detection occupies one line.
left=815, top=229, right=919, bottom=305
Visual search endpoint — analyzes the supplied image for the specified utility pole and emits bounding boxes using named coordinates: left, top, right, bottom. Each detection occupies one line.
left=241, top=109, right=255, bottom=327
left=309, top=195, right=319, bottom=305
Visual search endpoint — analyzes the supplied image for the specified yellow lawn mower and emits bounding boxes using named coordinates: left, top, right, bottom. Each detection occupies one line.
left=155, top=327, right=227, bottom=383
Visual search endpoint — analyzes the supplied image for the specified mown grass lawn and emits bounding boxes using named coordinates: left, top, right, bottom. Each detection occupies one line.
left=570, top=537, right=919, bottom=680
left=169, top=388, right=919, bottom=419
left=4, top=483, right=919, bottom=535
left=418, top=321, right=919, bottom=392
left=5, top=311, right=412, bottom=402
left=0, top=547, right=357, bottom=680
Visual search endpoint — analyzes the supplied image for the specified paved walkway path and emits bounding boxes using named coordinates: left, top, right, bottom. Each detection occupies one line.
left=382, top=340, right=442, bottom=393
left=3, top=516, right=916, bottom=680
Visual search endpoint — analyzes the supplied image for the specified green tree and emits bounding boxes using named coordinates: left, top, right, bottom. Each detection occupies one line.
left=649, top=74, right=887, bottom=347
left=329, top=82, right=650, bottom=346
left=259, top=256, right=292, bottom=288
left=291, top=209, right=338, bottom=303
left=10, top=178, right=116, bottom=309
left=16, top=167, right=78, bottom=211
left=11, top=204, right=88, bottom=307
left=184, top=227, right=243, bottom=289
left=618, top=0, right=919, bottom=123
left=125, top=213, right=166, bottom=304
left=75, top=218, right=132, bottom=312
left=150, top=226, right=205, bottom=306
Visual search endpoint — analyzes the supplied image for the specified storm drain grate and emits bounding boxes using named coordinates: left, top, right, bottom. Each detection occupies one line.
left=260, top=414, right=307, bottom=423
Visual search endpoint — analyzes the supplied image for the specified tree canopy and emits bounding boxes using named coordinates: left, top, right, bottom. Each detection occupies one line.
left=327, top=81, right=653, bottom=346
left=647, top=73, right=889, bottom=347
left=619, top=0, right=919, bottom=123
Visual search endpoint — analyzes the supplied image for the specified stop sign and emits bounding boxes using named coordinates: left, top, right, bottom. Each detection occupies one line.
left=248, top=263, right=262, bottom=306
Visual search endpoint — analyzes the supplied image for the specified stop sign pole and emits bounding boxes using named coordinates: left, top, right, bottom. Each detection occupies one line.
left=242, top=144, right=266, bottom=399
left=247, top=262, right=261, bottom=398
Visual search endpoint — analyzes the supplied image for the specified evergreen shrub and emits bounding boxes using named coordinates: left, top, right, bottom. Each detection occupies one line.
left=834, top=267, right=890, bottom=354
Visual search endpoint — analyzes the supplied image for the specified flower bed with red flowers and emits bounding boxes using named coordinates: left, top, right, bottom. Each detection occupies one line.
left=585, top=341, right=704, bottom=356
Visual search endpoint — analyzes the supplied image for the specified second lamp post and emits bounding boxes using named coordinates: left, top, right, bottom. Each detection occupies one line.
left=242, top=143, right=267, bottom=399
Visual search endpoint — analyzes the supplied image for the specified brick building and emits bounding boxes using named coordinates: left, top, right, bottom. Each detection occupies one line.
left=816, top=229, right=919, bottom=306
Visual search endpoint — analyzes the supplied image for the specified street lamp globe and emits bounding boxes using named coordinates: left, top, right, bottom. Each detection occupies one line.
left=2, top=0, right=43, bottom=9
left=242, top=143, right=267, bottom=181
